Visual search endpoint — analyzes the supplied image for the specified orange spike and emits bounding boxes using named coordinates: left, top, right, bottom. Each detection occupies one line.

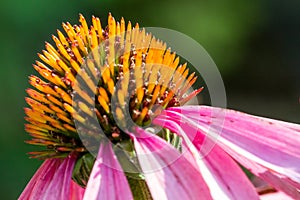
left=92, top=16, right=99, bottom=31
left=99, top=87, right=109, bottom=103
left=101, top=67, right=109, bottom=83
left=58, top=43, right=71, bottom=60
left=26, top=89, right=51, bottom=104
left=180, top=87, right=204, bottom=105
left=78, top=26, right=87, bottom=46
left=63, top=124, right=77, bottom=132
left=49, top=104, right=67, bottom=115
left=25, top=124, right=48, bottom=133
left=25, top=97, right=55, bottom=114
left=98, top=95, right=110, bottom=113
left=90, top=26, right=98, bottom=49
left=117, top=90, right=125, bottom=107
left=115, top=107, right=124, bottom=122
left=50, top=121, right=67, bottom=132
left=24, top=108, right=46, bottom=123
left=63, top=103, right=75, bottom=114
left=46, top=94, right=63, bottom=107
left=150, top=85, right=161, bottom=106
left=65, top=71, right=76, bottom=86
left=116, top=22, right=121, bottom=36
left=93, top=16, right=103, bottom=41
left=69, top=58, right=80, bottom=73
left=57, top=29, right=69, bottom=47
left=73, top=84, right=94, bottom=105
left=62, top=22, right=76, bottom=40
left=180, top=73, right=197, bottom=96
left=78, top=101, right=93, bottom=117
left=29, top=76, right=59, bottom=97
left=79, top=14, right=89, bottom=38
left=120, top=17, right=126, bottom=33
left=107, top=78, right=115, bottom=95
left=137, top=107, right=148, bottom=124
left=25, top=118, right=55, bottom=131
left=45, top=42, right=60, bottom=60
left=71, top=44, right=83, bottom=65
left=78, top=69, right=97, bottom=93
left=56, top=113, right=73, bottom=124
left=86, top=59, right=98, bottom=80
left=136, top=87, right=144, bottom=105
left=108, top=13, right=116, bottom=37
left=40, top=51, right=64, bottom=74
left=56, top=59, right=71, bottom=74
left=120, top=17, right=126, bottom=47
left=54, top=87, right=71, bottom=105
left=75, top=33, right=88, bottom=55
left=71, top=113, right=86, bottom=124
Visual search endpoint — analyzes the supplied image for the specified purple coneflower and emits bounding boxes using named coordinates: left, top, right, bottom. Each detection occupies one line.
left=20, top=13, right=300, bottom=199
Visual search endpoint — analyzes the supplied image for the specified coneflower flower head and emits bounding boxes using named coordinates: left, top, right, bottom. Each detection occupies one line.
left=22, top=13, right=300, bottom=200
left=24, top=13, right=202, bottom=197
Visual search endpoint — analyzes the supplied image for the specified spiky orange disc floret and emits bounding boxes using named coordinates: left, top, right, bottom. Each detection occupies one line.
left=25, top=13, right=200, bottom=159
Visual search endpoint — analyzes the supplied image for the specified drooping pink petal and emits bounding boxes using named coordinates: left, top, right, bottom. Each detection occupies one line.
left=222, top=148, right=300, bottom=199
left=83, top=142, right=133, bottom=200
left=42, top=153, right=77, bottom=199
left=154, top=118, right=259, bottom=200
left=19, top=158, right=62, bottom=200
left=131, top=128, right=213, bottom=200
left=69, top=180, right=85, bottom=200
left=198, top=145, right=259, bottom=200
left=159, top=105, right=300, bottom=198
left=19, top=153, right=76, bottom=200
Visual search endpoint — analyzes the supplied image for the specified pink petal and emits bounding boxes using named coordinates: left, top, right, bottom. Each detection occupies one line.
left=169, top=105, right=300, bottom=158
left=69, top=180, right=85, bottom=200
left=19, top=158, right=62, bottom=200
left=154, top=118, right=259, bottom=200
left=260, top=191, right=294, bottom=200
left=131, top=128, right=212, bottom=200
left=199, top=145, right=259, bottom=200
left=42, top=153, right=77, bottom=199
left=165, top=106, right=300, bottom=179
left=222, top=149, right=300, bottom=199
left=160, top=106, right=300, bottom=198
left=19, top=153, right=76, bottom=200
left=83, top=142, right=133, bottom=200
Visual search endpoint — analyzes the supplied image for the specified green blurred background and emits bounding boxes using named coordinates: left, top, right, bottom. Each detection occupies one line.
left=0, top=0, right=299, bottom=199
